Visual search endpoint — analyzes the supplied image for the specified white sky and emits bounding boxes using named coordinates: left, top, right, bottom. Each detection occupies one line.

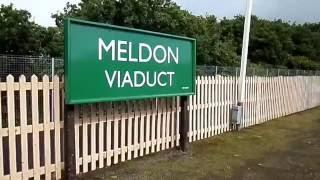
left=2, top=0, right=320, bottom=27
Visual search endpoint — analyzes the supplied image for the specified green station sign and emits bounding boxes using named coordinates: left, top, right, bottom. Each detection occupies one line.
left=64, top=18, right=196, bottom=104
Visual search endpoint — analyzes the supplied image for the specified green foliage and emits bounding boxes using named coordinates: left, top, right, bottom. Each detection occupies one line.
left=286, top=56, right=320, bottom=70
left=1, top=1, right=320, bottom=70
left=0, top=4, right=63, bottom=56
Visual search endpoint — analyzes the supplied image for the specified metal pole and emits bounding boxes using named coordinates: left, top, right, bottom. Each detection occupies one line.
left=238, top=0, right=253, bottom=104
left=51, top=58, right=55, bottom=79
left=215, top=66, right=218, bottom=76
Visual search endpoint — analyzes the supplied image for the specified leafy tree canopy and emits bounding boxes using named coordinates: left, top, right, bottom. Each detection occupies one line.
left=1, top=1, right=320, bottom=70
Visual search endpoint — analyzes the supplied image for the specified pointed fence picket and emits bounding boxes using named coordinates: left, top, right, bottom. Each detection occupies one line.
left=188, top=75, right=320, bottom=142
left=0, top=74, right=320, bottom=179
left=0, top=75, right=63, bottom=180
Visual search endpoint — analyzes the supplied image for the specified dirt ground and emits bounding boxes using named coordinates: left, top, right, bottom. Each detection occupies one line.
left=78, top=107, right=320, bottom=180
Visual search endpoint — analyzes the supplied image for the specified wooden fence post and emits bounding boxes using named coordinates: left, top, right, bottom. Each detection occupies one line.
left=64, top=104, right=76, bottom=179
left=179, top=96, right=190, bottom=152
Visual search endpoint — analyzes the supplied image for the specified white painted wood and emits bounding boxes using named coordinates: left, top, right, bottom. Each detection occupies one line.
left=277, top=77, right=282, bottom=117
left=165, top=99, right=170, bottom=149
left=176, top=97, right=180, bottom=146
left=246, top=76, right=251, bottom=127
left=53, top=76, right=61, bottom=179
left=204, top=76, right=208, bottom=138
left=156, top=99, right=161, bottom=152
left=226, top=76, right=230, bottom=130
left=274, top=77, right=279, bottom=118
left=1, top=74, right=320, bottom=180
left=221, top=76, right=225, bottom=131
left=120, top=102, right=126, bottom=162
left=254, top=76, right=258, bottom=124
left=171, top=98, right=176, bottom=147
left=139, top=101, right=146, bottom=156
left=106, top=103, right=112, bottom=166
left=267, top=77, right=271, bottom=121
left=227, top=76, right=231, bottom=131
left=113, top=103, right=119, bottom=164
left=250, top=77, right=253, bottom=126
left=250, top=77, right=254, bottom=124
left=43, top=75, right=52, bottom=180
left=82, top=105, right=89, bottom=172
left=133, top=101, right=139, bottom=157
left=127, top=101, right=133, bottom=160
left=200, top=76, right=204, bottom=139
left=188, top=94, right=193, bottom=142
left=280, top=76, right=284, bottom=116
left=220, top=77, right=225, bottom=131
left=161, top=99, right=166, bottom=150
left=221, top=76, right=225, bottom=130
left=98, top=103, right=105, bottom=167
left=254, top=76, right=257, bottom=124
left=258, top=77, right=263, bottom=124
left=208, top=76, right=212, bottom=136
left=273, top=76, right=277, bottom=119
left=6, top=75, right=18, bottom=179
left=243, top=77, right=247, bottom=127
left=74, top=105, right=80, bottom=174
left=249, top=77, right=253, bottom=125
left=31, top=75, right=40, bottom=180
left=90, top=104, right=98, bottom=169
left=146, top=100, right=151, bottom=153
left=214, top=76, right=218, bottom=135
left=273, top=77, right=278, bottom=118
left=19, top=75, right=29, bottom=180
left=196, top=77, right=201, bottom=139
left=225, top=77, right=229, bottom=130
left=150, top=100, right=156, bottom=153
left=210, top=76, right=215, bottom=136
left=217, top=76, right=221, bottom=134
left=263, top=77, right=267, bottom=122
left=192, top=80, right=197, bottom=141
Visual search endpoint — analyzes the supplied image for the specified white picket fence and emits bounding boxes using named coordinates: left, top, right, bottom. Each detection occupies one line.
left=188, top=76, right=320, bottom=142
left=73, top=98, right=180, bottom=174
left=0, top=75, right=63, bottom=180
left=0, top=75, right=320, bottom=179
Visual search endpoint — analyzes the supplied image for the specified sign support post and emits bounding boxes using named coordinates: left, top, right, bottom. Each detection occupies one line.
left=64, top=104, right=76, bottom=180
left=179, top=96, right=190, bottom=152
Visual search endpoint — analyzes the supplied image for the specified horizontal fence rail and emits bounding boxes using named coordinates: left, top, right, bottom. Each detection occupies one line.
left=0, top=74, right=320, bottom=179
left=0, top=75, right=63, bottom=180
left=188, top=75, right=320, bottom=142
left=73, top=98, right=180, bottom=174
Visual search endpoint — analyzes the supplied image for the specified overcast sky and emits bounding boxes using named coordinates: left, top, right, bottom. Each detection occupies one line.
left=2, top=0, right=320, bottom=27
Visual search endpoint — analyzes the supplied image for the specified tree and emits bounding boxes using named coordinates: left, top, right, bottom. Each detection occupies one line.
left=1, top=2, right=319, bottom=70
left=0, top=4, right=42, bottom=54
